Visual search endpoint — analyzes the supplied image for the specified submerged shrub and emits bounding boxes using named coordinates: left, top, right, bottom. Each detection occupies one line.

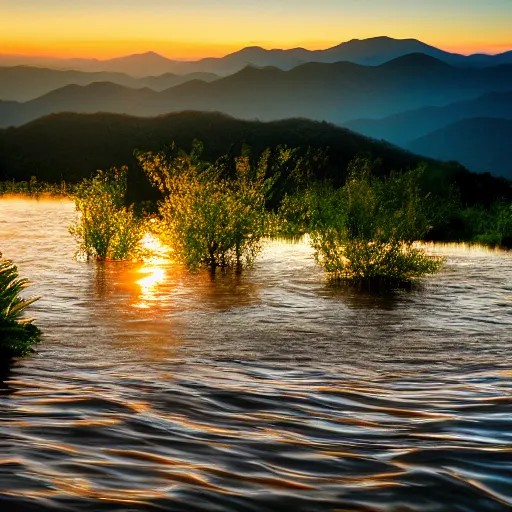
left=69, top=167, right=145, bottom=261
left=305, top=157, right=443, bottom=287
left=0, top=257, right=40, bottom=360
left=138, top=142, right=275, bottom=270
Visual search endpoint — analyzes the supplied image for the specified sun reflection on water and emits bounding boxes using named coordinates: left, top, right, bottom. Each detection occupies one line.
left=133, top=233, right=171, bottom=309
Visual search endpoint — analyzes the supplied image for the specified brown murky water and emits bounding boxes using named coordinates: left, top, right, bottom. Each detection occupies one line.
left=1, top=198, right=512, bottom=511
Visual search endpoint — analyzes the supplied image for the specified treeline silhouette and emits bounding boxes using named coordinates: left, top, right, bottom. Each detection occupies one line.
left=1, top=112, right=511, bottom=244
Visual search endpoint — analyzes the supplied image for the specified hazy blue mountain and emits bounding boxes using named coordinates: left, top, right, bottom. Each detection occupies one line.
left=406, top=118, right=512, bottom=178
left=2, top=55, right=512, bottom=128
left=141, top=72, right=218, bottom=92
left=94, top=51, right=178, bottom=76
left=0, top=82, right=157, bottom=127
left=1, top=37, right=511, bottom=76
left=0, top=66, right=219, bottom=102
left=345, top=91, right=512, bottom=146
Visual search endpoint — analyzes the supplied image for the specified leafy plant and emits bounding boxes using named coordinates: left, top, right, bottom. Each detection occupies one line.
left=302, top=157, right=443, bottom=288
left=69, top=167, right=145, bottom=261
left=0, top=257, right=41, bottom=360
left=138, top=142, right=276, bottom=270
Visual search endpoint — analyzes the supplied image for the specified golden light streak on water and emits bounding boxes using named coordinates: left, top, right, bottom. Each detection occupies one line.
left=135, top=267, right=166, bottom=309
left=132, top=233, right=173, bottom=309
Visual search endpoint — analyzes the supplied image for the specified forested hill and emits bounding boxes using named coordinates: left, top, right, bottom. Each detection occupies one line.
left=0, top=111, right=424, bottom=183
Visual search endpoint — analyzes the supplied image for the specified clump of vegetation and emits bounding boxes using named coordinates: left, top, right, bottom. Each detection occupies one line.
left=459, top=201, right=512, bottom=247
left=281, top=157, right=443, bottom=288
left=138, top=142, right=276, bottom=271
left=0, top=257, right=40, bottom=360
left=0, top=177, right=73, bottom=197
left=69, top=167, right=146, bottom=261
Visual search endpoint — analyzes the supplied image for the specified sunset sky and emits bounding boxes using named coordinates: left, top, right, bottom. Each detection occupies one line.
left=1, top=0, right=511, bottom=60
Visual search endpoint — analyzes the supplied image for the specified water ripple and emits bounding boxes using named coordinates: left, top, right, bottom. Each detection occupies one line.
left=1, top=198, right=512, bottom=511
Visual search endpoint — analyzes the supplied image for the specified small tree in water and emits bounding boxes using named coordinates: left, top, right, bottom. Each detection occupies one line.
left=69, top=167, right=145, bottom=261
left=303, top=157, right=442, bottom=288
left=138, top=142, right=275, bottom=271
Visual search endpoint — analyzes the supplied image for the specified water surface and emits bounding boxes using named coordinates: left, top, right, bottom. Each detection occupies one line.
left=1, top=198, right=512, bottom=511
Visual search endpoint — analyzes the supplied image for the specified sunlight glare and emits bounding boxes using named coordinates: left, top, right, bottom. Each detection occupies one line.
left=133, top=233, right=170, bottom=308
left=141, top=232, right=171, bottom=264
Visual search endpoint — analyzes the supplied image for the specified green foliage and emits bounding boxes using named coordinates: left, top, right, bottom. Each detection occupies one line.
left=0, top=257, right=40, bottom=360
left=138, top=142, right=276, bottom=270
left=69, top=167, right=145, bottom=261
left=0, top=178, right=73, bottom=197
left=459, top=201, right=512, bottom=246
left=287, top=157, right=443, bottom=287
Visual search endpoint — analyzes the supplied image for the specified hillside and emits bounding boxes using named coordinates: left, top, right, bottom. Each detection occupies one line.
left=1, top=112, right=510, bottom=207
left=345, top=91, right=512, bottom=146
left=2, top=55, right=512, bottom=128
left=1, top=37, right=512, bottom=76
left=0, top=111, right=424, bottom=184
left=406, top=118, right=512, bottom=178
left=0, top=66, right=219, bottom=102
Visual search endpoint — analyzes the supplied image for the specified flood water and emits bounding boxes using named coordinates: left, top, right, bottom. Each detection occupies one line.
left=1, top=198, right=512, bottom=511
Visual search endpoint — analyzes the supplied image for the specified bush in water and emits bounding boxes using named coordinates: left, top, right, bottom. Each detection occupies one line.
left=138, top=142, right=276, bottom=271
left=291, top=157, right=443, bottom=288
left=69, top=167, right=145, bottom=261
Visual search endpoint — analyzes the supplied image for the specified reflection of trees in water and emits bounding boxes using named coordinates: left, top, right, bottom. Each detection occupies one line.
left=320, top=279, right=432, bottom=312
left=320, top=283, right=405, bottom=311
left=192, top=269, right=261, bottom=312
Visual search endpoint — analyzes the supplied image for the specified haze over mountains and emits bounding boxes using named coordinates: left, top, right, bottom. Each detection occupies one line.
left=1, top=36, right=511, bottom=177
left=2, top=54, right=512, bottom=130
left=407, top=118, right=512, bottom=178
left=345, top=91, right=512, bottom=146
left=0, top=67, right=219, bottom=102
left=2, top=37, right=512, bottom=77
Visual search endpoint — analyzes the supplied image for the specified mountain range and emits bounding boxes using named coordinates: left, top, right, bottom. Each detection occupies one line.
left=2, top=54, right=512, bottom=129
left=1, top=36, right=511, bottom=178
left=2, top=37, right=512, bottom=77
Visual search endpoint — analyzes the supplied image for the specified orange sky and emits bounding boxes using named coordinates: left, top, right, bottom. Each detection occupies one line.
left=1, top=1, right=511, bottom=60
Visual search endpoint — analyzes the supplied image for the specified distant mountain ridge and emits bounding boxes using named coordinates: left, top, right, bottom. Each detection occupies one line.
left=2, top=54, right=512, bottom=128
left=1, top=36, right=511, bottom=77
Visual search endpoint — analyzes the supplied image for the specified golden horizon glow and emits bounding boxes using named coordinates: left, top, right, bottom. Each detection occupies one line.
left=1, top=1, right=511, bottom=61
left=1, top=38, right=511, bottom=61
